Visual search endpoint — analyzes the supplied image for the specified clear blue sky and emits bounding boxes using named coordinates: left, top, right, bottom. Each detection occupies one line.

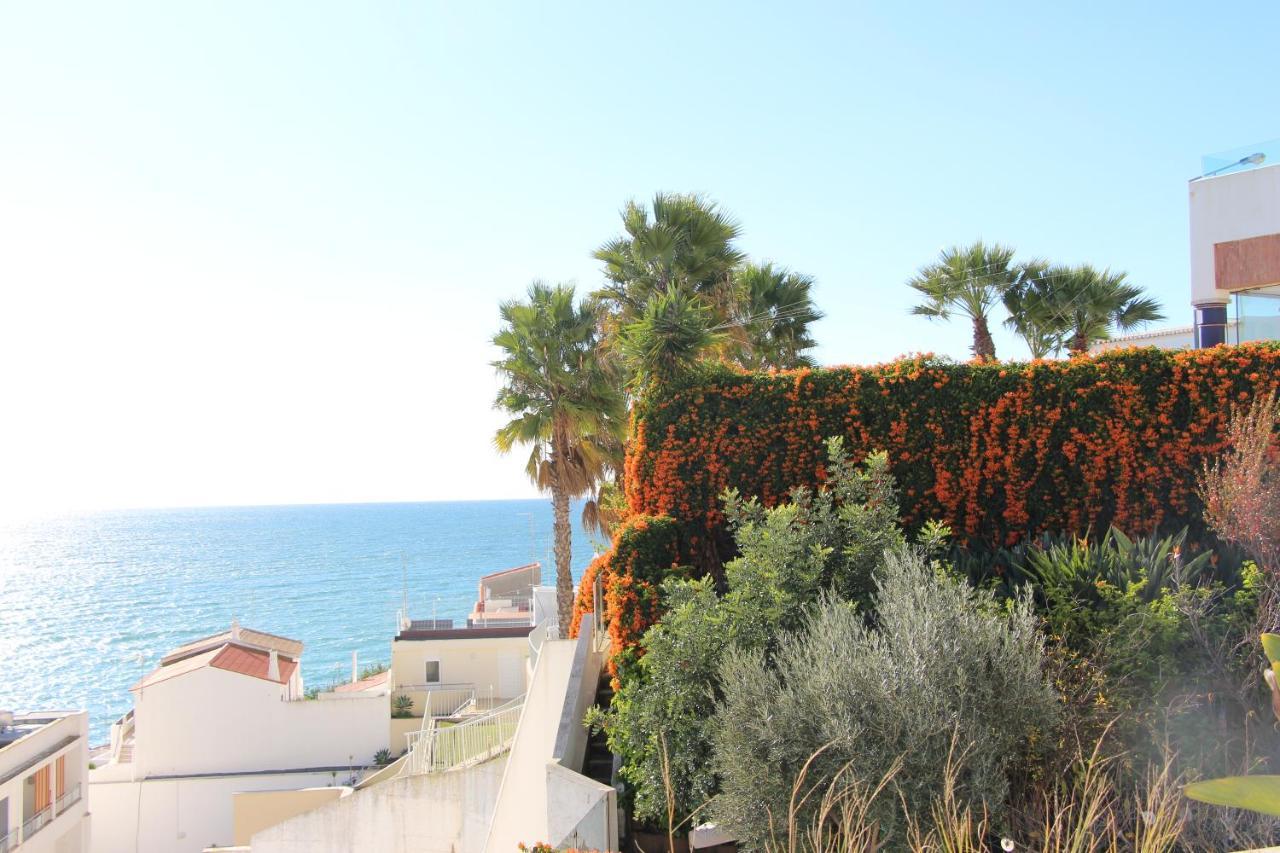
left=1, top=2, right=1276, bottom=512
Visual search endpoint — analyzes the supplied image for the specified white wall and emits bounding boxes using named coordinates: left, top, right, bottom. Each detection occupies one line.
left=88, top=770, right=342, bottom=853
left=391, top=636, right=529, bottom=700
left=132, top=667, right=387, bottom=777
left=1189, top=163, right=1280, bottom=305
left=249, top=758, right=507, bottom=853
left=1089, top=327, right=1195, bottom=353
left=484, top=640, right=576, bottom=853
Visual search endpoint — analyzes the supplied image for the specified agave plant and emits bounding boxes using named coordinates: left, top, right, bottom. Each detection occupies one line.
left=1018, top=527, right=1211, bottom=604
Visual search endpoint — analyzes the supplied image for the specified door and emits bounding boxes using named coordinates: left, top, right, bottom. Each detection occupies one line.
left=497, top=652, right=524, bottom=699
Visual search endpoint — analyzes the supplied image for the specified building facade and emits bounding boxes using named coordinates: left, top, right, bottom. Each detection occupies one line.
left=88, top=623, right=387, bottom=853
left=0, top=710, right=90, bottom=853
left=1190, top=140, right=1280, bottom=347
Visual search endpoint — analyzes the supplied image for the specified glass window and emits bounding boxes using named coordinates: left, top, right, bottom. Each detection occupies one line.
left=425, top=660, right=441, bottom=683
left=1236, top=285, right=1280, bottom=343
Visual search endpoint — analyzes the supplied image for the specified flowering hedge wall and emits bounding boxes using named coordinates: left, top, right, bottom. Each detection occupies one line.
left=581, top=343, right=1280, bottom=659
left=570, top=514, right=688, bottom=678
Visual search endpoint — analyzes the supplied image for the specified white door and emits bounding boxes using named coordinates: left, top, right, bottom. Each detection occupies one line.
left=497, top=653, right=524, bottom=699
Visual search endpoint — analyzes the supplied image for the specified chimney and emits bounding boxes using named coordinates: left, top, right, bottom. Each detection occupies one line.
left=268, top=648, right=280, bottom=682
left=231, top=618, right=241, bottom=642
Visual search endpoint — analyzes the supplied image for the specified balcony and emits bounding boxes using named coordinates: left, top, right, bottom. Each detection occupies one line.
left=56, top=782, right=82, bottom=816
left=0, top=827, right=19, bottom=853
left=21, top=806, right=52, bottom=841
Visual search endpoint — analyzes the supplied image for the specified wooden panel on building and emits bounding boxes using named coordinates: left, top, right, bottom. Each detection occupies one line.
left=1215, top=232, right=1280, bottom=291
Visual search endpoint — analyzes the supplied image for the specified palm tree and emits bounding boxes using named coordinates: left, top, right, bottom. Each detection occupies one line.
left=493, top=282, right=626, bottom=632
left=729, top=262, right=823, bottom=370
left=1002, top=260, right=1065, bottom=359
left=616, top=285, right=724, bottom=388
left=908, top=241, right=1017, bottom=361
left=594, top=193, right=746, bottom=321
left=1040, top=264, right=1165, bottom=355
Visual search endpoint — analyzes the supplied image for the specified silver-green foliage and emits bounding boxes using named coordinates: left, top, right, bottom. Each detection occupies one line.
left=712, top=550, right=1059, bottom=848
left=601, top=438, right=904, bottom=829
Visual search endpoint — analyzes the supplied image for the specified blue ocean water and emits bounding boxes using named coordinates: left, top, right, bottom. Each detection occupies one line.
left=0, top=500, right=599, bottom=744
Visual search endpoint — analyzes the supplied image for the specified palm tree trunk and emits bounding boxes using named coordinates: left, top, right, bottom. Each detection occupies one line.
left=1069, top=329, right=1089, bottom=356
left=972, top=316, right=997, bottom=361
left=550, top=431, right=574, bottom=635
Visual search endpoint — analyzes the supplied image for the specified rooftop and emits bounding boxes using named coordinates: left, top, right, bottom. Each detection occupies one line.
left=1198, top=138, right=1280, bottom=180
left=135, top=624, right=303, bottom=690
left=0, top=711, right=76, bottom=752
left=395, top=624, right=534, bottom=642
left=162, top=622, right=303, bottom=666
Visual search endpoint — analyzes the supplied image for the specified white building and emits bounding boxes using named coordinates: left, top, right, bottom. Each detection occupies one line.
left=1189, top=139, right=1280, bottom=347
left=388, top=564, right=555, bottom=752
left=0, top=710, right=90, bottom=853
left=89, top=623, right=388, bottom=853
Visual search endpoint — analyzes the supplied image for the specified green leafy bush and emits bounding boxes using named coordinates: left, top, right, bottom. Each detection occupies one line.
left=391, top=694, right=414, bottom=718
left=596, top=439, right=903, bottom=831
left=712, top=550, right=1059, bottom=847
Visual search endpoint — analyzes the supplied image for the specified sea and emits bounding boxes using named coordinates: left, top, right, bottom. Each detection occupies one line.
left=0, top=500, right=599, bottom=744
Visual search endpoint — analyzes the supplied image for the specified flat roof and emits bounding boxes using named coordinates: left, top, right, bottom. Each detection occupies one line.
left=0, top=711, right=76, bottom=753
left=480, top=562, right=540, bottom=582
left=395, top=625, right=534, bottom=642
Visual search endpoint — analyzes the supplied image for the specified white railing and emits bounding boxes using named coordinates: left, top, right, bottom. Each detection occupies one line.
left=527, top=620, right=558, bottom=671
left=22, top=806, right=52, bottom=840
left=110, top=710, right=135, bottom=762
left=0, top=827, right=19, bottom=853
left=55, top=782, right=82, bottom=815
left=394, top=683, right=477, bottom=719
left=402, top=694, right=525, bottom=775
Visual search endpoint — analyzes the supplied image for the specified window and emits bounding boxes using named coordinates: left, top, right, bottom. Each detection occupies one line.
left=425, top=660, right=441, bottom=684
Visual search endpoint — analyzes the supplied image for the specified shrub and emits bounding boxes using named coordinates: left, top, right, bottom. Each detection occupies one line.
left=391, top=694, right=414, bottom=718
left=360, top=661, right=389, bottom=680
left=712, top=550, right=1059, bottom=847
left=595, top=439, right=903, bottom=831
left=1201, top=388, right=1280, bottom=576
left=373, top=748, right=392, bottom=766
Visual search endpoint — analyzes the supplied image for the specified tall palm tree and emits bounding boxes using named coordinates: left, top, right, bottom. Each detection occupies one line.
left=908, top=241, right=1017, bottom=361
left=1002, top=260, right=1064, bottom=359
left=1040, top=264, right=1165, bottom=355
left=493, top=282, right=626, bottom=632
left=729, top=262, right=823, bottom=370
left=594, top=193, right=746, bottom=321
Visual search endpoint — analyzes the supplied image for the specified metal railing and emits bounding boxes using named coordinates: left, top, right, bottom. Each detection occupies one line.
left=111, top=709, right=135, bottom=762
left=393, top=683, right=476, bottom=719
left=22, top=806, right=52, bottom=840
left=0, top=827, right=19, bottom=853
left=402, top=694, right=524, bottom=775
left=55, top=783, right=82, bottom=816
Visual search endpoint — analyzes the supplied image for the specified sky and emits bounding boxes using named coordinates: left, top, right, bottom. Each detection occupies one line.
left=1, top=1, right=1277, bottom=514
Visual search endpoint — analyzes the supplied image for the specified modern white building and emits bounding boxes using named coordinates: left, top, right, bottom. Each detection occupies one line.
left=88, top=623, right=388, bottom=853
left=1189, top=139, right=1280, bottom=347
left=388, top=563, right=555, bottom=752
left=0, top=710, right=90, bottom=853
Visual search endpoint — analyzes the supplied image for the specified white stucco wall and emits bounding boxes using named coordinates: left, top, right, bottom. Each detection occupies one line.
left=1189, top=162, right=1280, bottom=305
left=390, top=635, right=529, bottom=701
left=88, top=770, right=342, bottom=853
left=131, top=667, right=387, bottom=777
left=249, top=757, right=507, bottom=853
left=484, top=639, right=576, bottom=853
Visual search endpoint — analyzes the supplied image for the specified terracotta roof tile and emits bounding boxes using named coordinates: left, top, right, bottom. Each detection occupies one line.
left=210, top=645, right=298, bottom=684
left=333, top=671, right=389, bottom=692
